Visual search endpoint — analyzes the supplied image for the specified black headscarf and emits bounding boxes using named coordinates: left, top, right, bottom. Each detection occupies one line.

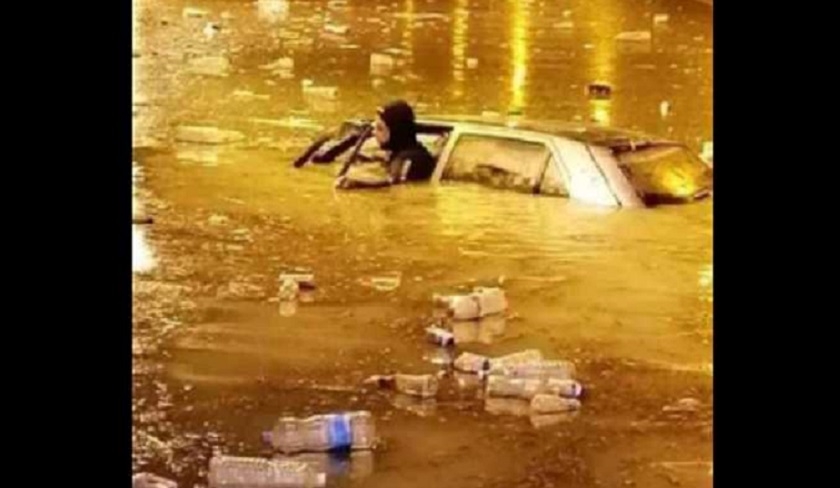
left=377, top=100, right=418, bottom=152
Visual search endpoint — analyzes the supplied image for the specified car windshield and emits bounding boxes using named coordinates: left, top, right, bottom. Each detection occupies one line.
left=616, top=144, right=713, bottom=205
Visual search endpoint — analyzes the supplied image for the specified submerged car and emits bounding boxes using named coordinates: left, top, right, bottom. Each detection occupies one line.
left=293, top=115, right=713, bottom=208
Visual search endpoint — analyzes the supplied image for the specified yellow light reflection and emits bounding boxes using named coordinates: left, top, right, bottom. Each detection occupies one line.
left=401, top=0, right=414, bottom=61
left=509, top=0, right=530, bottom=111
left=451, top=0, right=469, bottom=97
left=578, top=0, right=618, bottom=125
left=590, top=99, right=611, bottom=126
left=699, top=264, right=712, bottom=289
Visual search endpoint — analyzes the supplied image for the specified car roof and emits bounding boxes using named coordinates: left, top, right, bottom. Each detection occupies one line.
left=416, top=114, right=675, bottom=149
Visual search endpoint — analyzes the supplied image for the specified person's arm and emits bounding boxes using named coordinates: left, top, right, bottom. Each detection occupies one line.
left=334, top=159, right=402, bottom=190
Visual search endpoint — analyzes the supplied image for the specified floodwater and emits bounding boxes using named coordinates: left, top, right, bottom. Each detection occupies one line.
left=132, top=1, right=712, bottom=487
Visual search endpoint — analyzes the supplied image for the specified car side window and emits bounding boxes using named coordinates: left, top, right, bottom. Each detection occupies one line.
left=442, top=134, right=552, bottom=194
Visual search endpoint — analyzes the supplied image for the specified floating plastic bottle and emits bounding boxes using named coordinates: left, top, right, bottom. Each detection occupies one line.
left=264, top=411, right=376, bottom=454
left=433, top=287, right=508, bottom=320
left=488, top=349, right=543, bottom=370
left=425, top=326, right=455, bottom=347
left=453, top=352, right=490, bottom=373
left=208, top=455, right=326, bottom=487
left=365, top=374, right=439, bottom=398
left=489, top=359, right=576, bottom=380
left=486, top=376, right=583, bottom=400
left=272, top=451, right=374, bottom=482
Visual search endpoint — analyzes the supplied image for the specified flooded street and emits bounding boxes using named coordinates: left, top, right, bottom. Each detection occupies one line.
left=133, top=1, right=712, bottom=487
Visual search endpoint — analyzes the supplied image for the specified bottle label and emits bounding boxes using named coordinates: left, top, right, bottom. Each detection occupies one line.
left=327, top=414, right=353, bottom=449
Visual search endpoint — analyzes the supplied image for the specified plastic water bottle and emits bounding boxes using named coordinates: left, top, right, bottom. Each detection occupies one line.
left=272, top=451, right=374, bottom=482
left=278, top=273, right=316, bottom=290
left=265, top=411, right=376, bottom=454
left=490, top=359, right=577, bottom=380
left=365, top=374, right=439, bottom=398
left=488, top=349, right=543, bottom=370
left=453, top=352, right=490, bottom=373
left=486, top=376, right=543, bottom=399
left=530, top=394, right=582, bottom=414
left=394, top=374, right=438, bottom=398
left=434, top=288, right=508, bottom=320
left=448, top=295, right=480, bottom=320
left=208, top=455, right=326, bottom=487
left=425, top=326, right=455, bottom=347
left=486, top=376, right=582, bottom=400
left=473, top=287, right=508, bottom=316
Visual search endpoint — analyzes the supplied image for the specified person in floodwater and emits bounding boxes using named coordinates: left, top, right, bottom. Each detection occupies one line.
left=335, top=100, right=436, bottom=190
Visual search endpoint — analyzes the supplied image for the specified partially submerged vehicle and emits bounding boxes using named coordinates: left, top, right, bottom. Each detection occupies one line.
left=294, top=115, right=713, bottom=208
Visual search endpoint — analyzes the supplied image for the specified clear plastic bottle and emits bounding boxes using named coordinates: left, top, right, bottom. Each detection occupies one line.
left=486, top=376, right=582, bottom=400
left=425, top=326, right=455, bottom=347
left=208, top=455, right=326, bottom=487
left=473, top=287, right=508, bottom=316
left=448, top=295, right=480, bottom=320
left=490, top=359, right=576, bottom=380
left=365, top=374, right=439, bottom=398
left=272, top=451, right=374, bottom=482
left=453, top=352, right=490, bottom=373
left=488, top=349, right=543, bottom=370
left=278, top=273, right=316, bottom=290
left=433, top=288, right=508, bottom=320
left=266, top=411, right=376, bottom=454
left=486, top=376, right=544, bottom=399
left=395, top=374, right=439, bottom=398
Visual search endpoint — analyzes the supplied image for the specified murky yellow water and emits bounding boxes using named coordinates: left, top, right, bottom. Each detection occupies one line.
left=133, top=1, right=712, bottom=487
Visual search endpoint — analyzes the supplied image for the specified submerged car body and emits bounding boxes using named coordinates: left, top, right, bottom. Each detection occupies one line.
left=298, top=115, right=713, bottom=208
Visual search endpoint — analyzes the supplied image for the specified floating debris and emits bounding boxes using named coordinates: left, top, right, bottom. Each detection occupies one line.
left=660, top=101, right=671, bottom=118
left=587, top=82, right=612, bottom=100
